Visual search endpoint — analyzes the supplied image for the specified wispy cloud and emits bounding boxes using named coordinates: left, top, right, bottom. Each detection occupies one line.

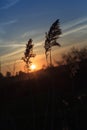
left=63, top=17, right=87, bottom=31
left=0, top=19, right=17, bottom=34
left=62, top=17, right=87, bottom=36
left=0, top=0, right=20, bottom=10
left=0, top=44, right=25, bottom=48
left=0, top=48, right=24, bottom=59
left=0, top=39, right=44, bottom=62
left=21, top=31, right=38, bottom=39
left=0, top=19, right=17, bottom=26
left=62, top=24, right=87, bottom=37
left=21, top=29, right=45, bottom=40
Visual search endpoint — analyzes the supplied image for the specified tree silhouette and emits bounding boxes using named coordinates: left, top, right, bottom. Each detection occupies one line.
left=0, top=72, right=3, bottom=78
left=44, top=19, right=62, bottom=67
left=22, top=38, right=36, bottom=73
left=61, top=47, right=87, bottom=77
left=6, top=71, right=11, bottom=77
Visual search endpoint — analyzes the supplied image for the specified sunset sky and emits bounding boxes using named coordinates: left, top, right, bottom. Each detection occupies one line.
left=0, top=0, right=87, bottom=75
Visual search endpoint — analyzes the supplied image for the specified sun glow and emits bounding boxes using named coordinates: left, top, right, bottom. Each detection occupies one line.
left=30, top=64, right=36, bottom=71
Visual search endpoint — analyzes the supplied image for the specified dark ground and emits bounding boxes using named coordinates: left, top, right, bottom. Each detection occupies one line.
left=0, top=60, right=87, bottom=130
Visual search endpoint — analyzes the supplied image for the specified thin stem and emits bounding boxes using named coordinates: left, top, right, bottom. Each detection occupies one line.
left=50, top=49, right=52, bottom=66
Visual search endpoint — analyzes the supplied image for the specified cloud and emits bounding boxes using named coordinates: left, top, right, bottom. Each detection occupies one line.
left=0, top=40, right=44, bottom=57
left=0, top=20, right=17, bottom=26
left=62, top=24, right=87, bottom=37
left=0, top=39, right=44, bottom=65
left=0, top=48, right=24, bottom=59
left=0, top=0, right=20, bottom=10
left=63, top=17, right=87, bottom=31
left=0, top=19, right=17, bottom=35
left=21, top=29, right=45, bottom=40
left=34, top=41, right=44, bottom=47
left=0, top=44, right=25, bottom=48
left=21, top=31, right=39, bottom=39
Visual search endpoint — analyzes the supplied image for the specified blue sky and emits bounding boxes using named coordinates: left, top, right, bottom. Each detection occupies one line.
left=0, top=0, right=87, bottom=74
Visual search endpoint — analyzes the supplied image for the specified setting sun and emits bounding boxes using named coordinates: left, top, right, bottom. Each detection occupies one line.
left=30, top=64, right=36, bottom=71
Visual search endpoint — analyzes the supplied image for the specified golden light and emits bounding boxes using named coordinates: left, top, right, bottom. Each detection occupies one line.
left=30, top=64, right=36, bottom=71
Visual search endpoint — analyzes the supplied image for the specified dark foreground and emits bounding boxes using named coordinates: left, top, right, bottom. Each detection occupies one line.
left=0, top=62, right=87, bottom=130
